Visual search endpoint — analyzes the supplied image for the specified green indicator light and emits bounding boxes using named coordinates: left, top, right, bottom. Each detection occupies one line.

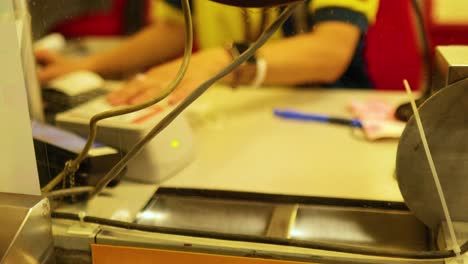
left=171, top=140, right=180, bottom=148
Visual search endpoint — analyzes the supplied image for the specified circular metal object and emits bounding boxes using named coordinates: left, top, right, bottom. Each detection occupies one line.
left=397, top=77, right=468, bottom=229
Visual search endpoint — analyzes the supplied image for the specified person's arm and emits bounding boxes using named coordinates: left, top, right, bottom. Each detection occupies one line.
left=36, top=21, right=185, bottom=83
left=209, top=20, right=361, bottom=87
left=258, top=21, right=361, bottom=86
left=89, top=21, right=186, bottom=76
left=107, top=20, right=361, bottom=105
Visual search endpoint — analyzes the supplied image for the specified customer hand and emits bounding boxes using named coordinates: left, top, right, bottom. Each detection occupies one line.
left=107, top=48, right=232, bottom=106
left=35, top=50, right=95, bottom=84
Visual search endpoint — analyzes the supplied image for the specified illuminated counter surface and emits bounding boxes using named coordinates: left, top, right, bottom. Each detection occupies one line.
left=55, top=86, right=410, bottom=221
left=163, top=86, right=405, bottom=201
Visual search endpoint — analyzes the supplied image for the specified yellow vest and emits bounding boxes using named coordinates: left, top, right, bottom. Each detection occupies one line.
left=152, top=0, right=379, bottom=49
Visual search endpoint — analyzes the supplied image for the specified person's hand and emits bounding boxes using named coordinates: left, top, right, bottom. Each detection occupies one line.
left=35, top=50, right=95, bottom=84
left=107, top=48, right=232, bottom=106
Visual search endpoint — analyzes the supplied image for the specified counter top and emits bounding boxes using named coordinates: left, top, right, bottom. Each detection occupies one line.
left=56, top=86, right=410, bottom=220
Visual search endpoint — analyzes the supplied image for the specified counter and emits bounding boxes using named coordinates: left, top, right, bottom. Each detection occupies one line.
left=56, top=85, right=409, bottom=220
left=51, top=85, right=433, bottom=264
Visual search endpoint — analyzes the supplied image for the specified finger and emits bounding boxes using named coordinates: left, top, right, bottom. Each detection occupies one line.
left=107, top=79, right=147, bottom=106
left=38, top=67, right=65, bottom=84
left=168, top=88, right=189, bottom=105
left=129, top=87, right=163, bottom=105
left=35, top=50, right=60, bottom=65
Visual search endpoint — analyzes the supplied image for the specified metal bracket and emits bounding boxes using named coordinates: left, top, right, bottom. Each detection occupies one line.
left=266, top=204, right=299, bottom=239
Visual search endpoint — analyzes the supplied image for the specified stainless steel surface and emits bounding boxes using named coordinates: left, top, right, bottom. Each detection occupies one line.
left=55, top=180, right=159, bottom=221
left=54, top=247, right=91, bottom=264
left=135, top=194, right=429, bottom=252
left=437, top=222, right=468, bottom=263
left=438, top=222, right=468, bottom=251
left=292, top=205, right=429, bottom=251
left=136, top=196, right=273, bottom=236
left=51, top=219, right=96, bottom=264
left=52, top=219, right=99, bottom=251
left=397, top=77, right=468, bottom=229
left=432, top=46, right=468, bottom=92
left=0, top=193, right=54, bottom=263
left=266, top=205, right=298, bottom=239
left=52, top=193, right=432, bottom=263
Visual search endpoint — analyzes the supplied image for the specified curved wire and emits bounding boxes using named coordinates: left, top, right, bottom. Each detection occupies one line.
left=45, top=3, right=300, bottom=199
left=90, top=3, right=300, bottom=197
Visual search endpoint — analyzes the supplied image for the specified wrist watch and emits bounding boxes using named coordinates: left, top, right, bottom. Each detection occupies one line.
left=226, top=42, right=257, bottom=87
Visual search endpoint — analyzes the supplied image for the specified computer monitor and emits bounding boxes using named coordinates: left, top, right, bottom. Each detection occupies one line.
left=0, top=0, right=42, bottom=195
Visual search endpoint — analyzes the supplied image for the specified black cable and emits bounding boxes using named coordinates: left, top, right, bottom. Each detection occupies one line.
left=52, top=211, right=467, bottom=260
left=394, top=0, right=433, bottom=122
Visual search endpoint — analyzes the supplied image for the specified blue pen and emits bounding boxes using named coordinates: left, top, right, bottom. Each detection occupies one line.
left=273, top=109, right=362, bottom=128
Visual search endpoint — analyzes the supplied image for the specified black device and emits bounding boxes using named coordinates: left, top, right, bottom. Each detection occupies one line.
left=39, top=71, right=108, bottom=120
left=42, top=87, right=107, bottom=114
left=31, top=121, right=125, bottom=194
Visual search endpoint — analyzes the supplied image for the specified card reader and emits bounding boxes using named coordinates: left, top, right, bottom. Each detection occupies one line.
left=42, top=71, right=107, bottom=114
left=55, top=96, right=195, bottom=183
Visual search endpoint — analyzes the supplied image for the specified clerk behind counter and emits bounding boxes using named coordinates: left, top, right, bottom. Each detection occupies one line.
left=36, top=0, right=380, bottom=105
